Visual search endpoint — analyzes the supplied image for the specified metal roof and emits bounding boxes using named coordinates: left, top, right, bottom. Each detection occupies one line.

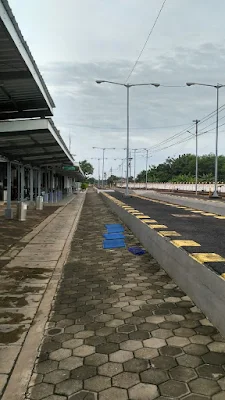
left=0, top=118, right=76, bottom=166
left=0, top=0, right=55, bottom=120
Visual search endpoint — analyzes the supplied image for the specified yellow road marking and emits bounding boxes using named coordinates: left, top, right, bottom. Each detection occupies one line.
left=136, top=215, right=152, bottom=219
left=221, top=273, right=225, bottom=280
left=215, top=216, right=225, bottom=219
left=190, top=210, right=204, bottom=214
left=159, top=231, right=181, bottom=237
left=191, top=253, right=225, bottom=263
left=149, top=224, right=168, bottom=229
left=200, top=212, right=215, bottom=216
left=171, top=240, right=200, bottom=248
left=141, top=219, right=157, bottom=223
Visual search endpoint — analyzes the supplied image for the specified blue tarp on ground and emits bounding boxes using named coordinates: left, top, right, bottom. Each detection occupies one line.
left=105, top=224, right=124, bottom=233
left=103, top=233, right=125, bottom=240
left=103, top=239, right=126, bottom=249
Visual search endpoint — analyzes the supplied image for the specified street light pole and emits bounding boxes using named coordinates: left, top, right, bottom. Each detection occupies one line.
left=145, top=149, right=149, bottom=190
left=126, top=86, right=130, bottom=196
left=102, top=148, right=105, bottom=187
left=96, top=80, right=160, bottom=196
left=215, top=86, right=219, bottom=197
left=193, top=120, right=200, bottom=196
left=186, top=82, right=225, bottom=198
left=133, top=149, right=138, bottom=189
left=92, top=147, right=115, bottom=188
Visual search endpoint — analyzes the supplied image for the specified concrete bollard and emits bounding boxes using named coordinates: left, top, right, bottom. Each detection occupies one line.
left=36, top=196, right=43, bottom=210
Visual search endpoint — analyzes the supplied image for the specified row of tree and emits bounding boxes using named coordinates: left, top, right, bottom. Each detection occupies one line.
left=136, top=153, right=225, bottom=183
left=80, top=154, right=225, bottom=184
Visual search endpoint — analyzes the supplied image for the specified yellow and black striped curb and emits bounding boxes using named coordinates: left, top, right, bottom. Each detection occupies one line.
left=102, top=192, right=225, bottom=281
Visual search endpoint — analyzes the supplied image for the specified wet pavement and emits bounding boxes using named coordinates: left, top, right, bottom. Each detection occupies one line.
left=0, top=195, right=85, bottom=399
left=26, top=191, right=225, bottom=400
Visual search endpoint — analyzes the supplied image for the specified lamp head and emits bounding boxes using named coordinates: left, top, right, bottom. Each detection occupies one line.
left=186, top=82, right=195, bottom=87
left=152, top=83, right=160, bottom=87
left=96, top=80, right=104, bottom=84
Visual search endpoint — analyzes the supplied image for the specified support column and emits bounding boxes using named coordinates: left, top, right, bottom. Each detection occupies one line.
left=49, top=170, right=54, bottom=203
left=30, top=167, right=34, bottom=203
left=20, top=165, right=25, bottom=202
left=17, top=165, right=20, bottom=201
left=37, top=169, right=41, bottom=196
left=5, top=161, right=13, bottom=219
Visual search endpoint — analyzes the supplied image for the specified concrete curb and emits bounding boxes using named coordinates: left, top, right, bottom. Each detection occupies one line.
left=101, top=192, right=225, bottom=336
left=2, top=193, right=86, bottom=400
left=134, top=190, right=225, bottom=216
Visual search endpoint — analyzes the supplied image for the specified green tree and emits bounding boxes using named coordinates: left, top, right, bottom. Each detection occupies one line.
left=79, top=160, right=94, bottom=177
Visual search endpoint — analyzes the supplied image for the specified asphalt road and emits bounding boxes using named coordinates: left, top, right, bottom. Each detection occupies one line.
left=110, top=191, right=225, bottom=275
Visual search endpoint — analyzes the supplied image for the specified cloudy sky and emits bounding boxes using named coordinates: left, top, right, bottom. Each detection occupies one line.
left=9, top=0, right=225, bottom=178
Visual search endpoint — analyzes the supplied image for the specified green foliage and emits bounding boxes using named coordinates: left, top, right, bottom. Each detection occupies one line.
left=107, top=175, right=120, bottom=185
left=136, top=153, right=225, bottom=183
left=81, top=182, right=88, bottom=190
left=80, top=160, right=94, bottom=176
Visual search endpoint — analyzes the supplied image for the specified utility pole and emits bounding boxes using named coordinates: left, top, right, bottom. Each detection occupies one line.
left=69, top=134, right=71, bottom=152
left=133, top=149, right=138, bottom=189
left=92, top=147, right=115, bottom=188
left=145, top=149, right=149, bottom=190
left=193, top=119, right=200, bottom=196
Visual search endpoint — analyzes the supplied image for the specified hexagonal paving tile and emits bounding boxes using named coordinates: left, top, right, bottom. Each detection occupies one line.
left=202, top=352, right=225, bottom=365
left=177, top=354, right=202, bottom=368
left=160, top=380, right=189, bottom=398
left=55, top=379, right=82, bottom=396
left=59, top=356, right=83, bottom=371
left=152, top=329, right=173, bottom=339
left=143, top=338, right=166, bottom=349
left=208, top=342, right=225, bottom=353
left=184, top=343, right=208, bottom=356
left=117, top=324, right=136, bottom=333
left=84, top=375, right=111, bottom=392
left=69, top=390, right=97, bottom=400
left=36, top=360, right=58, bottom=374
left=170, top=366, right=197, bottom=382
left=62, top=339, right=83, bottom=349
left=120, top=340, right=143, bottom=351
left=124, top=358, right=149, bottom=373
left=112, top=371, right=140, bottom=388
left=160, top=346, right=183, bottom=357
left=98, top=362, right=123, bottom=377
left=99, top=387, right=128, bottom=400
left=71, top=365, right=97, bottom=380
left=49, top=349, right=72, bottom=361
left=167, top=337, right=190, bottom=347
left=96, top=343, right=119, bottom=354
left=73, top=345, right=95, bottom=357
left=109, top=350, right=133, bottom=363
left=43, top=370, right=69, bottom=385
left=128, top=382, right=159, bottom=400
left=30, top=383, right=54, bottom=399
left=84, top=353, right=108, bottom=367
left=107, top=333, right=128, bottom=344
left=190, top=335, right=212, bottom=345
left=212, top=393, right=225, bottom=400
left=141, top=369, right=169, bottom=385
left=174, top=328, right=196, bottom=337
left=197, top=364, right=224, bottom=380
left=189, top=378, right=220, bottom=396
left=182, top=395, right=210, bottom=400
left=134, top=347, right=159, bottom=360
left=151, top=356, right=177, bottom=370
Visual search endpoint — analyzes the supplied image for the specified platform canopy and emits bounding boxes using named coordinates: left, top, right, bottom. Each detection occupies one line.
left=0, top=118, right=84, bottom=174
left=0, top=0, right=55, bottom=120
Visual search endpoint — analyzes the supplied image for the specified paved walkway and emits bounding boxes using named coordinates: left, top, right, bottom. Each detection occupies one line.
left=0, top=194, right=85, bottom=399
left=26, top=192, right=225, bottom=400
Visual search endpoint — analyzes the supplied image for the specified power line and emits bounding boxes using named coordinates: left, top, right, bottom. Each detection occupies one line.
left=125, top=0, right=167, bottom=83
left=57, top=122, right=191, bottom=131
